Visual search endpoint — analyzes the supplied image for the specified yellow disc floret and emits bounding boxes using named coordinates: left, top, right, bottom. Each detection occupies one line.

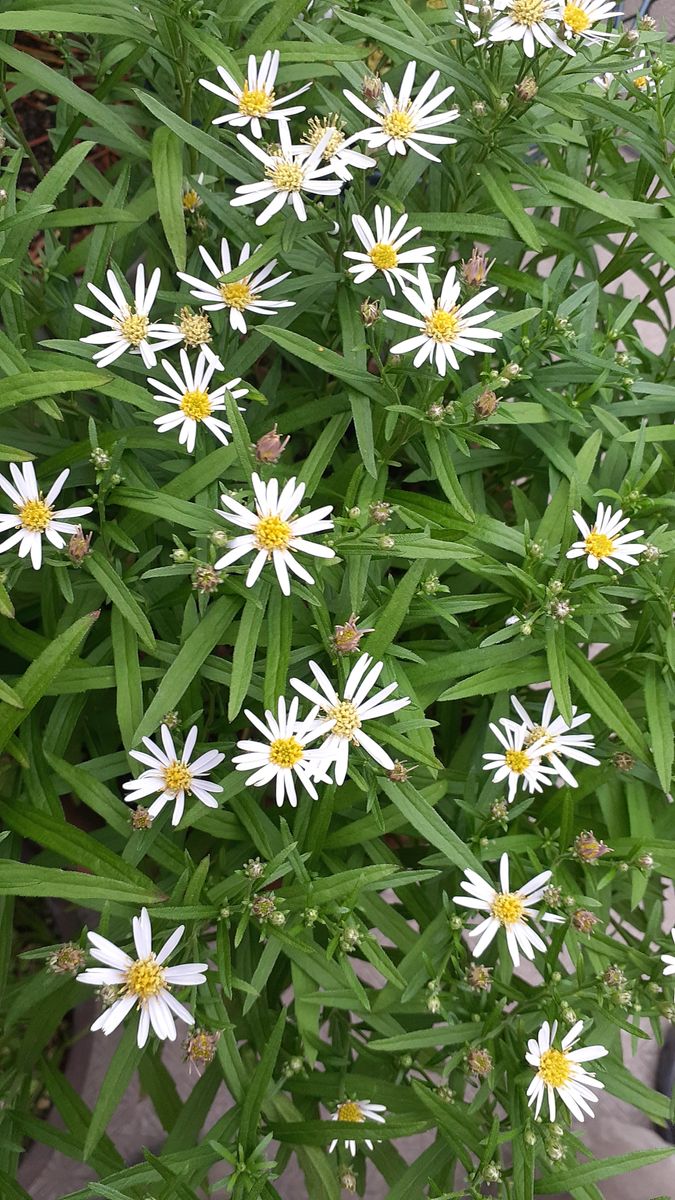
left=267, top=159, right=304, bottom=192
left=180, top=388, right=211, bottom=421
left=19, top=498, right=52, bottom=532
left=239, top=84, right=274, bottom=118
left=220, top=280, right=256, bottom=311
left=504, top=748, right=531, bottom=774
left=563, top=3, right=591, bottom=32
left=584, top=531, right=615, bottom=559
left=182, top=188, right=201, bottom=212
left=163, top=761, right=193, bottom=793
left=382, top=108, right=416, bottom=140
left=254, top=514, right=293, bottom=552
left=510, top=0, right=546, bottom=24
left=329, top=700, right=362, bottom=740
left=369, top=242, right=399, bottom=270
left=179, top=308, right=212, bottom=347
left=337, top=1101, right=365, bottom=1123
left=269, top=736, right=304, bottom=768
left=491, top=892, right=526, bottom=926
left=303, top=114, right=345, bottom=161
left=125, top=955, right=165, bottom=1001
left=119, top=311, right=150, bottom=347
left=537, top=1047, right=573, bottom=1088
left=424, top=306, right=461, bottom=343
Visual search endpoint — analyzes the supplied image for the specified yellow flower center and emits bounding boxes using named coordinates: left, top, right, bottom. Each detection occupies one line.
left=563, top=2, right=591, bottom=32
left=303, top=114, right=345, bottom=160
left=180, top=388, right=211, bottom=421
left=269, top=736, right=304, bottom=768
left=491, top=892, right=525, bottom=926
left=163, top=761, right=192, bottom=793
left=510, top=0, right=546, bottom=25
left=119, top=311, right=150, bottom=347
left=337, top=1101, right=365, bottom=1123
left=633, top=75, right=649, bottom=90
left=369, top=242, right=399, bottom=270
left=424, top=306, right=461, bottom=343
left=523, top=724, right=555, bottom=751
left=537, top=1047, right=573, bottom=1088
left=19, top=498, right=52, bottom=532
left=179, top=307, right=212, bottom=346
left=329, top=700, right=362, bottom=740
left=125, top=955, right=165, bottom=1001
left=504, top=748, right=531, bottom=774
left=219, top=279, right=256, bottom=311
left=182, top=188, right=200, bottom=212
left=382, top=107, right=416, bottom=140
left=267, top=159, right=304, bottom=192
left=239, top=84, right=274, bottom=118
left=584, top=530, right=615, bottom=559
left=254, top=514, right=293, bottom=552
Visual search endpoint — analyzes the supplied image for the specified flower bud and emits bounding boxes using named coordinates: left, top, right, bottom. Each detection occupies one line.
left=638, top=15, right=656, bottom=30
left=49, top=943, right=85, bottom=974
left=67, top=526, right=92, bottom=565
left=304, top=907, right=319, bottom=926
left=427, top=993, right=442, bottom=1014
left=637, top=852, right=654, bottom=870
left=542, top=884, right=562, bottom=907
left=369, top=500, right=393, bottom=525
left=602, top=964, right=626, bottom=989
left=466, top=963, right=492, bottom=992
left=642, top=543, right=661, bottom=562
left=332, top=613, right=373, bottom=655
left=361, top=73, right=382, bottom=101
left=472, top=99, right=488, bottom=118
left=251, top=894, right=278, bottom=921
left=360, top=297, right=380, bottom=326
left=490, top=799, right=508, bottom=821
left=572, top=908, right=599, bottom=934
left=516, top=75, right=538, bottom=102
left=184, top=1029, right=219, bottom=1068
left=550, top=599, right=573, bottom=621
left=340, top=925, right=361, bottom=952
left=172, top=548, right=191, bottom=563
left=163, top=710, right=180, bottom=729
left=210, top=528, right=229, bottom=547
left=244, top=856, right=265, bottom=880
left=340, top=1166, right=357, bottom=1193
left=474, top=389, right=499, bottom=419
left=466, top=1047, right=493, bottom=1078
left=420, top=571, right=441, bottom=595
left=378, top=534, right=395, bottom=550
left=91, top=446, right=111, bottom=470
left=192, top=563, right=222, bottom=594
left=613, top=751, right=635, bottom=772
left=269, top=909, right=286, bottom=927
left=482, top=1163, right=501, bottom=1183
left=436, top=1084, right=454, bottom=1101
left=388, top=759, right=415, bottom=783
left=130, top=806, right=153, bottom=831
left=502, top=361, right=521, bottom=380
left=574, top=830, right=611, bottom=862
left=427, top=401, right=446, bottom=423
left=255, top=425, right=289, bottom=464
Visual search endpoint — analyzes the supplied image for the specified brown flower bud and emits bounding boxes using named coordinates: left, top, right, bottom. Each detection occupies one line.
left=474, top=389, right=499, bottom=419
left=466, top=1047, right=493, bottom=1078
left=369, top=500, right=393, bottom=525
left=613, top=751, right=635, bottom=772
left=461, top=248, right=494, bottom=289
left=572, top=908, right=599, bottom=934
left=515, top=76, right=538, bottom=102
left=255, top=425, right=289, bottom=464
left=602, top=964, right=626, bottom=989
left=573, top=830, right=611, bottom=862
left=130, top=807, right=153, bottom=831
left=360, top=297, right=380, bottom=326
left=332, top=613, right=373, bottom=655
left=466, top=963, right=492, bottom=992
left=184, top=1029, right=219, bottom=1069
left=48, top=943, right=85, bottom=974
left=192, top=563, right=222, bottom=595
left=361, top=73, right=382, bottom=101
left=388, top=759, right=416, bottom=784
left=67, top=526, right=92, bottom=565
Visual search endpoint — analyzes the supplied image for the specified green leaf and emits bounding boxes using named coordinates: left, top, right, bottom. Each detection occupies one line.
left=228, top=593, right=267, bottom=720
left=239, top=1008, right=287, bottom=1152
left=367, top=561, right=426, bottom=661
left=152, top=127, right=186, bottom=271
left=566, top=646, right=649, bottom=761
left=0, top=369, right=111, bottom=414
left=0, top=611, right=98, bottom=751
left=423, top=426, right=474, bottom=522
left=84, top=1022, right=144, bottom=1160
left=477, top=163, right=543, bottom=252
left=0, top=862, right=160, bottom=906
left=86, top=551, right=156, bottom=652
left=381, top=779, right=482, bottom=874
left=645, top=662, right=673, bottom=793
left=545, top=624, right=572, bottom=726
left=536, top=1148, right=675, bottom=1193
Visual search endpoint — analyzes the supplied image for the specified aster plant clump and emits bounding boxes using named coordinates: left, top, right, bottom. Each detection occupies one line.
left=0, top=0, right=674, bottom=1198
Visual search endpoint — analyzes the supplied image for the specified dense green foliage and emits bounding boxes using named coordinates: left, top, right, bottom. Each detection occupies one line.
left=0, top=0, right=674, bottom=1197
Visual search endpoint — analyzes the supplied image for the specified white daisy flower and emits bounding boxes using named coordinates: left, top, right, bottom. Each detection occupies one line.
left=526, top=1019, right=608, bottom=1121
left=596, top=53, right=656, bottom=95
left=662, top=929, right=675, bottom=976
left=233, top=696, right=333, bottom=807
left=482, top=720, right=558, bottom=803
left=214, top=473, right=335, bottom=596
left=231, top=120, right=343, bottom=226
left=344, top=206, right=436, bottom=295
left=508, top=690, right=600, bottom=788
left=149, top=350, right=248, bottom=454
left=290, top=653, right=411, bottom=785
left=296, top=113, right=376, bottom=181
left=485, top=0, right=573, bottom=58
left=561, top=0, right=622, bottom=42
left=384, top=264, right=502, bottom=377
left=344, top=61, right=458, bottom=162
left=199, top=50, right=311, bottom=140
left=177, top=237, right=294, bottom=336
left=566, top=503, right=646, bottom=573
left=77, top=908, right=207, bottom=1048
left=328, top=1099, right=387, bottom=1155
left=0, top=463, right=92, bottom=571
left=75, top=265, right=174, bottom=369
left=122, top=724, right=224, bottom=826
left=453, top=853, right=564, bottom=967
